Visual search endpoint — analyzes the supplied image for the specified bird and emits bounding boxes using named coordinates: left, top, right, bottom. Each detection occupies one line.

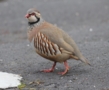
left=25, top=8, right=90, bottom=75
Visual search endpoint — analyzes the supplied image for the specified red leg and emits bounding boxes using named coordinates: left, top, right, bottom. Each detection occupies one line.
left=58, top=61, right=70, bottom=75
left=41, top=62, right=56, bottom=73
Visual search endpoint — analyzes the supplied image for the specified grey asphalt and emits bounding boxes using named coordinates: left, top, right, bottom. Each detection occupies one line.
left=0, top=0, right=109, bottom=90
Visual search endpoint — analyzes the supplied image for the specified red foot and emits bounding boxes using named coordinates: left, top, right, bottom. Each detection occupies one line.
left=41, top=68, right=54, bottom=73
left=58, top=68, right=69, bottom=75
left=41, top=62, right=56, bottom=73
left=58, top=71, right=68, bottom=75
left=58, top=61, right=70, bottom=75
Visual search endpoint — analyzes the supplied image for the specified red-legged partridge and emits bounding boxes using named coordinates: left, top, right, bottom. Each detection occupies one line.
left=25, top=8, right=90, bottom=75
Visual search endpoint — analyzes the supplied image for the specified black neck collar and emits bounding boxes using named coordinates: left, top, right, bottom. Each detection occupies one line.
left=28, top=18, right=40, bottom=25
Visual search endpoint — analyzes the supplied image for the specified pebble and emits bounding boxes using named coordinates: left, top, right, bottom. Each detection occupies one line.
left=89, top=28, right=93, bottom=32
left=69, top=80, right=72, bottom=83
left=0, top=59, right=3, bottom=62
left=27, top=44, right=30, bottom=47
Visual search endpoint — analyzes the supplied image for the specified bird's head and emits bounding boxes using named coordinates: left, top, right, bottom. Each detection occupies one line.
left=25, top=8, right=41, bottom=24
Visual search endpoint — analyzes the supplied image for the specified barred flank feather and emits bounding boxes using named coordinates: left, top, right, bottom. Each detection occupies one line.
left=34, top=32, right=62, bottom=56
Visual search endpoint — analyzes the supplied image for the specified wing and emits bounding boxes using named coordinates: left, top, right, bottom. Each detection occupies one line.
left=61, top=29, right=83, bottom=58
left=40, top=22, right=75, bottom=53
left=40, top=22, right=84, bottom=58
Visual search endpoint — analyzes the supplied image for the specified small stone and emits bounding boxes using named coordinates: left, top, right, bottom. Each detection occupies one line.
left=60, top=77, right=63, bottom=79
left=27, top=44, right=30, bottom=46
left=0, top=59, right=3, bottom=62
left=55, top=67, right=58, bottom=70
left=75, top=77, right=78, bottom=80
left=69, top=80, right=72, bottom=83
left=94, top=85, right=96, bottom=88
left=89, top=28, right=93, bottom=32
left=47, top=84, right=56, bottom=88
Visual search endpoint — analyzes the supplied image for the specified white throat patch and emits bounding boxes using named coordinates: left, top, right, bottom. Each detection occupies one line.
left=28, top=15, right=37, bottom=22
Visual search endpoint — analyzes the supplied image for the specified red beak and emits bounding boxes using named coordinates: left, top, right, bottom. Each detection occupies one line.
left=25, top=14, right=30, bottom=18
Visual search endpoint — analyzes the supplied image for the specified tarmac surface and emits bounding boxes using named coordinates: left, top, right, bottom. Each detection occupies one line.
left=0, top=0, right=109, bottom=90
